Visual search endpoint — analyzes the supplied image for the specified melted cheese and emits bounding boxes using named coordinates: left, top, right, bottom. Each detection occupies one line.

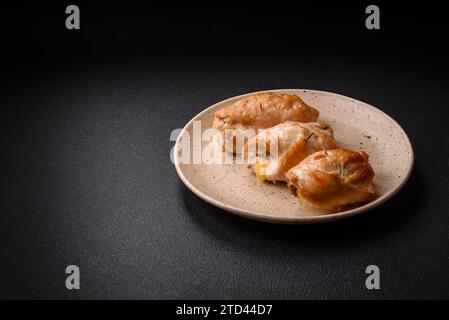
left=255, top=158, right=269, bottom=181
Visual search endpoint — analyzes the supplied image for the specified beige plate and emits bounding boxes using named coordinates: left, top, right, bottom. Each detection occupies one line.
left=174, top=89, right=414, bottom=224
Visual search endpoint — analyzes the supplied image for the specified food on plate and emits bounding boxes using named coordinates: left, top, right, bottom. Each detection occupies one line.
left=212, top=92, right=319, bottom=153
left=243, top=121, right=337, bottom=182
left=286, top=149, right=375, bottom=209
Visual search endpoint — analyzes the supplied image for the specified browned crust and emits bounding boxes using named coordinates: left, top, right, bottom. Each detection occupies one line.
left=212, top=92, right=319, bottom=130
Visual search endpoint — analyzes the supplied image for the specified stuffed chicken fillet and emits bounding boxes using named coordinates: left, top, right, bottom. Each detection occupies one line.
left=243, top=121, right=337, bottom=182
left=212, top=92, right=319, bottom=153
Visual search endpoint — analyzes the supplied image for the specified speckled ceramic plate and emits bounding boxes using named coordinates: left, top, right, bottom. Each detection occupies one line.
left=174, top=89, right=413, bottom=224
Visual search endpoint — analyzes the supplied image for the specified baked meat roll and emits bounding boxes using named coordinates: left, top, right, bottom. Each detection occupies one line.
left=212, top=92, right=319, bottom=153
left=286, top=149, right=375, bottom=209
left=243, top=121, right=337, bottom=182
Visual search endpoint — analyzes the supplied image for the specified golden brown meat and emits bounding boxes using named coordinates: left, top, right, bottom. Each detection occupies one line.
left=286, top=149, right=375, bottom=209
left=243, top=121, right=337, bottom=182
left=212, top=92, right=319, bottom=153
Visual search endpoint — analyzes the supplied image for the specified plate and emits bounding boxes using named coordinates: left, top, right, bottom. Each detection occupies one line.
left=174, top=89, right=414, bottom=224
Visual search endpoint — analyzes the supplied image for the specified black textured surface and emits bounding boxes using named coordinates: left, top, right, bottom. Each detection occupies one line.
left=1, top=2, right=449, bottom=299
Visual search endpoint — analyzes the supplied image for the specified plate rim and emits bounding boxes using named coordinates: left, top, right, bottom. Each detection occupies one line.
left=174, top=89, right=414, bottom=224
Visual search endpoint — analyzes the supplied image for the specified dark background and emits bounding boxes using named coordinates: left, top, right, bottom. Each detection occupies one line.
left=1, top=1, right=449, bottom=299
